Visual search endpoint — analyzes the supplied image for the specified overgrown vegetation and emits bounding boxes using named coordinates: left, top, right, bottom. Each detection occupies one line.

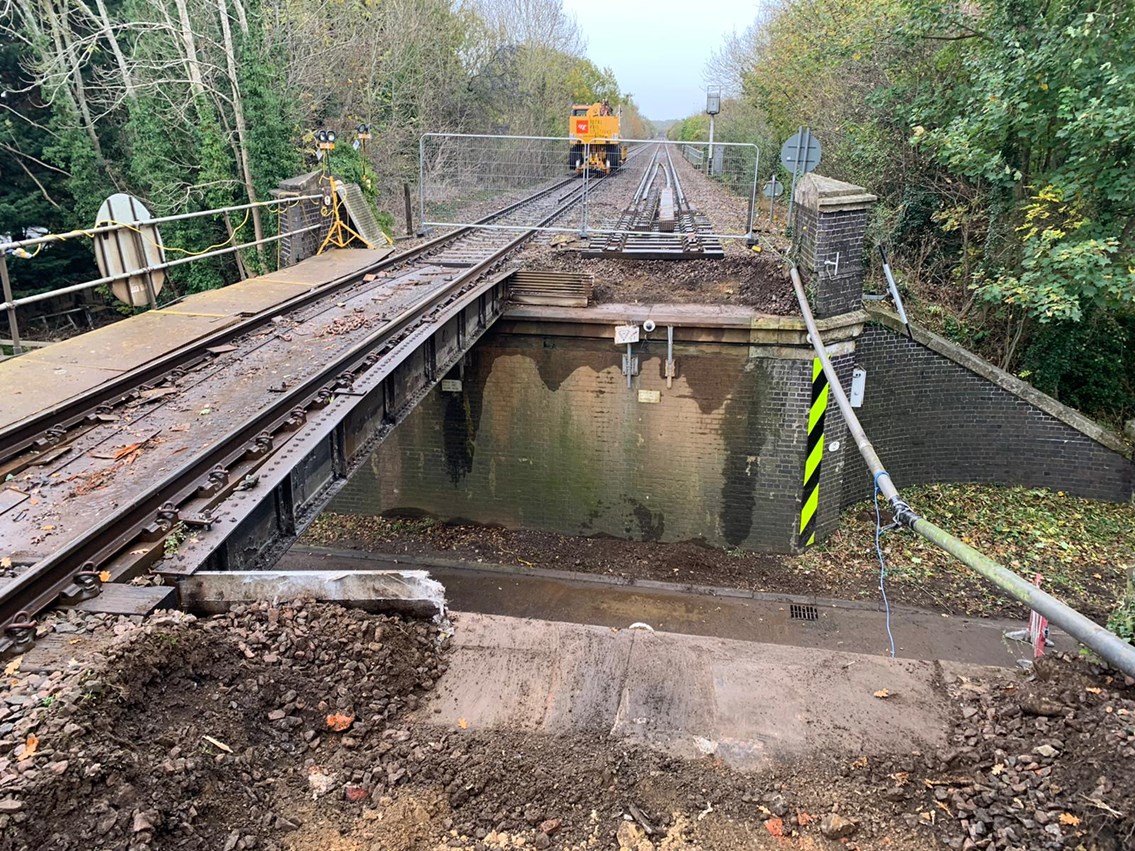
left=675, top=0, right=1135, bottom=426
left=0, top=0, right=651, bottom=304
left=799, top=483, right=1135, bottom=621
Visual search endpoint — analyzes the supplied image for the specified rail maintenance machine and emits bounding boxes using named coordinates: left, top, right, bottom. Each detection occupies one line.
left=569, top=102, right=627, bottom=175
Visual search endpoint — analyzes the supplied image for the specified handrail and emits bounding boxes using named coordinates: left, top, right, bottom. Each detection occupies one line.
left=790, top=266, right=1135, bottom=677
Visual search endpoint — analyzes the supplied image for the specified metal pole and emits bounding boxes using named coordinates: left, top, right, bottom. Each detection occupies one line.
left=708, top=116, right=715, bottom=176
left=0, top=255, right=23, bottom=355
left=878, top=246, right=913, bottom=339
left=746, top=147, right=759, bottom=242
left=580, top=142, right=590, bottom=239
left=403, top=183, right=414, bottom=237
left=789, top=266, right=1135, bottom=678
left=768, top=176, right=776, bottom=228
left=418, top=135, right=427, bottom=237
left=786, top=126, right=805, bottom=230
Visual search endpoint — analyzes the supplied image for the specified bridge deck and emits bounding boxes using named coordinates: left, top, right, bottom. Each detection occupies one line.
left=1, top=249, right=392, bottom=430
left=0, top=248, right=479, bottom=564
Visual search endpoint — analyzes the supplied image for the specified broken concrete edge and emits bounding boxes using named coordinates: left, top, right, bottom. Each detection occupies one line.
left=286, top=545, right=1040, bottom=631
left=866, top=306, right=1132, bottom=459
left=176, top=570, right=446, bottom=618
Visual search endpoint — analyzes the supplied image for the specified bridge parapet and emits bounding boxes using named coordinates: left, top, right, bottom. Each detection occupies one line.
left=793, top=174, right=877, bottom=318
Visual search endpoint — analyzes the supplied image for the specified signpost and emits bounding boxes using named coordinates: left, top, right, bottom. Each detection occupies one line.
left=780, top=128, right=821, bottom=229
left=615, top=324, right=639, bottom=388
left=763, top=175, right=784, bottom=226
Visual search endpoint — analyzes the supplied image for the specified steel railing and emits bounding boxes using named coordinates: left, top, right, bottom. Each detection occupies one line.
left=1, top=194, right=323, bottom=356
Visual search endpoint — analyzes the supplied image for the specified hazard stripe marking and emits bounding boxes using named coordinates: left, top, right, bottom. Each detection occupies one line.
left=800, top=358, right=828, bottom=547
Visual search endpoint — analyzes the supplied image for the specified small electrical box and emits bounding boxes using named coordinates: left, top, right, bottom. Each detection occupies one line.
left=850, top=367, right=867, bottom=408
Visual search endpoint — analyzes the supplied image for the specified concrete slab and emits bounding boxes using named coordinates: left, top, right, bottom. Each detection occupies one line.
left=20, top=311, right=240, bottom=370
left=0, top=356, right=125, bottom=425
left=155, top=279, right=316, bottom=317
left=0, top=247, right=394, bottom=430
left=179, top=570, right=445, bottom=616
left=427, top=612, right=972, bottom=769
left=256, top=247, right=393, bottom=286
left=70, top=583, right=176, bottom=615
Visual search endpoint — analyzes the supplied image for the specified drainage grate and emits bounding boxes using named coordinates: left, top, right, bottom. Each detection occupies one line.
left=789, top=603, right=819, bottom=621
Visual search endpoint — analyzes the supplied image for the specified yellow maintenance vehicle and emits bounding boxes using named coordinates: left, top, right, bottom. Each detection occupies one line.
left=568, top=102, right=627, bottom=175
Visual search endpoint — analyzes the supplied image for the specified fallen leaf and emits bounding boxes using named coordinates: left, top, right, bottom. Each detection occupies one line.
left=98, top=570, right=111, bottom=583
left=763, top=817, right=785, bottom=837
left=1085, top=687, right=1101, bottom=695
left=873, top=689, right=891, bottom=699
left=325, top=713, right=354, bottom=732
left=41, top=524, right=55, bottom=532
left=202, top=735, right=232, bottom=753
left=23, top=733, right=38, bottom=758
left=0, top=556, right=11, bottom=569
left=3, top=657, right=20, bottom=676
left=457, top=718, right=469, bottom=730
left=1059, top=813, right=1081, bottom=826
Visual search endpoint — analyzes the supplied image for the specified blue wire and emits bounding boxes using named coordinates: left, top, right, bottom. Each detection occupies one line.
left=873, top=471, right=897, bottom=658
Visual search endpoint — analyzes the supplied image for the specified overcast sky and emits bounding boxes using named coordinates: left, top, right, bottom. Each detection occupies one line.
left=561, top=0, right=762, bottom=121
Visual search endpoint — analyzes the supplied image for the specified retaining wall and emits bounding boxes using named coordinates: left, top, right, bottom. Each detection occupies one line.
left=845, top=311, right=1133, bottom=505
left=330, top=333, right=814, bottom=552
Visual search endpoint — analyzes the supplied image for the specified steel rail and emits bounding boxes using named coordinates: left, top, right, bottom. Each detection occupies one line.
left=0, top=178, right=577, bottom=466
left=790, top=266, right=1135, bottom=678
left=0, top=177, right=590, bottom=647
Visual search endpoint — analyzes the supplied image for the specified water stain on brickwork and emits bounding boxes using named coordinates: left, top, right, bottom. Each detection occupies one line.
left=532, top=337, right=605, bottom=392
left=627, top=498, right=665, bottom=541
left=718, top=361, right=772, bottom=546
left=675, top=349, right=744, bottom=415
left=440, top=353, right=487, bottom=484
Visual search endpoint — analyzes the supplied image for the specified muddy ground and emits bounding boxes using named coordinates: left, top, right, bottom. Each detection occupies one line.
left=296, top=515, right=1036, bottom=622
left=1, top=602, right=1133, bottom=851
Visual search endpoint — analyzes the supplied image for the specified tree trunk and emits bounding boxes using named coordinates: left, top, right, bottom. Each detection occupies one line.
left=172, top=0, right=206, bottom=98
left=217, top=0, right=266, bottom=266
left=41, top=0, right=117, bottom=186
left=84, top=0, right=136, bottom=100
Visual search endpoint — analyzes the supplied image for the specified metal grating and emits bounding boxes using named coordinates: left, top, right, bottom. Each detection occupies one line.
left=336, top=182, right=386, bottom=249
left=507, top=269, right=594, bottom=307
left=789, top=602, right=819, bottom=621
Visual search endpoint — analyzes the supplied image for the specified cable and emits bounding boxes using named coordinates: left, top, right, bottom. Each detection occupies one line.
left=873, top=469, right=897, bottom=658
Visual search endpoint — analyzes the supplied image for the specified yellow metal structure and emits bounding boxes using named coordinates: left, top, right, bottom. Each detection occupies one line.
left=568, top=103, right=627, bottom=175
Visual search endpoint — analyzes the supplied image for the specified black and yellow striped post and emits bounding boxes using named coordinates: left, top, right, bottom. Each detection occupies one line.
left=799, top=357, right=829, bottom=547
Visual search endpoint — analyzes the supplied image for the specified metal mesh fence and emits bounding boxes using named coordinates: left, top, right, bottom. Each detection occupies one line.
left=419, top=134, right=759, bottom=239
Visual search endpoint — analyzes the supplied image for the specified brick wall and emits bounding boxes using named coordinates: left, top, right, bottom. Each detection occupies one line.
left=844, top=322, right=1134, bottom=505
left=274, top=171, right=330, bottom=267
left=793, top=174, right=876, bottom=318
left=329, top=333, right=814, bottom=552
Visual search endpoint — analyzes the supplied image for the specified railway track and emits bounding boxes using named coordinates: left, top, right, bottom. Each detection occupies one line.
left=585, top=144, right=724, bottom=260
left=0, top=175, right=595, bottom=655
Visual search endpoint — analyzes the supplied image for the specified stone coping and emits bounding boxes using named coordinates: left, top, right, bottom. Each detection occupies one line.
left=867, top=306, right=1131, bottom=458
left=794, top=173, right=877, bottom=212
left=500, top=303, right=867, bottom=348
